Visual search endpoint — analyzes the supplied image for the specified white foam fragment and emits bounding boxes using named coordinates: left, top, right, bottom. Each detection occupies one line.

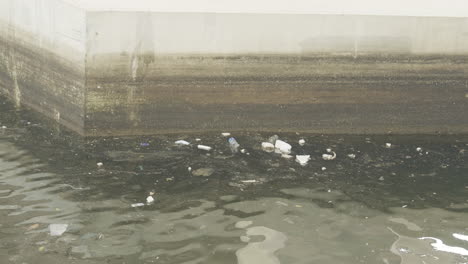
left=197, top=145, right=212, bottom=151
left=175, top=140, right=190, bottom=146
left=221, top=133, right=231, bottom=137
left=131, top=203, right=145, bottom=208
left=322, top=152, right=336, bottom=160
left=295, top=155, right=310, bottom=166
left=275, top=140, right=292, bottom=154
left=146, top=196, right=154, bottom=204
left=298, top=139, right=306, bottom=146
left=261, top=142, right=275, bottom=153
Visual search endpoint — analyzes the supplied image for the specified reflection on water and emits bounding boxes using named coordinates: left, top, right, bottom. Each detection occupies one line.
left=0, top=97, right=468, bottom=264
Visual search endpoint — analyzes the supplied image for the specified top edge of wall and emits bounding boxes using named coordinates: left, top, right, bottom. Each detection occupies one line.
left=63, top=0, right=468, bottom=18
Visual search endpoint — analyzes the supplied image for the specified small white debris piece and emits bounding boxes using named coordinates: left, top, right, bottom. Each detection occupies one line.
left=97, top=162, right=103, bottom=167
left=188, top=167, right=192, bottom=172
left=327, top=189, right=331, bottom=193
left=241, top=180, right=258, bottom=183
left=240, top=149, right=247, bottom=154
left=295, top=155, right=311, bottom=166
left=385, top=143, right=392, bottom=148
left=379, top=176, right=385, bottom=181
left=1, top=126, right=6, bottom=129
left=49, top=224, right=68, bottom=236
left=298, top=139, right=306, bottom=146
left=195, top=138, right=202, bottom=142
left=402, top=205, right=408, bottom=208
left=197, top=145, right=212, bottom=151
left=146, top=196, right=155, bottom=204
left=321, top=167, right=327, bottom=171
left=131, top=203, right=145, bottom=208
left=347, top=154, right=356, bottom=159
left=221, top=133, right=231, bottom=137
left=275, top=140, right=292, bottom=154
left=175, top=140, right=190, bottom=146
left=416, top=147, right=422, bottom=152
left=322, top=152, right=337, bottom=161
left=261, top=142, right=275, bottom=153
left=326, top=148, right=332, bottom=153
left=281, top=154, right=293, bottom=159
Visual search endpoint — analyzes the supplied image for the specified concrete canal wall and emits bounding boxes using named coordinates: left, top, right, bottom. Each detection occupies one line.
left=1, top=0, right=468, bottom=135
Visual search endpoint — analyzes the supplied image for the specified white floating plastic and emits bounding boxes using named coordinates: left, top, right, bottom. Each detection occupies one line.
left=197, top=145, right=212, bottom=151
left=275, top=140, right=292, bottom=154
left=295, top=155, right=311, bottom=166
left=175, top=140, right=190, bottom=146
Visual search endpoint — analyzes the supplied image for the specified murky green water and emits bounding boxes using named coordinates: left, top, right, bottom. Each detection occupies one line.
left=1, top=97, right=468, bottom=264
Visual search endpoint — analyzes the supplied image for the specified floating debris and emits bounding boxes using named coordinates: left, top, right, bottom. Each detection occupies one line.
left=240, top=149, right=247, bottom=154
left=49, top=224, right=68, bottom=236
left=275, top=140, right=292, bottom=154
left=96, top=162, right=103, bottom=167
left=1, top=125, right=6, bottom=129
left=379, top=176, right=385, bottom=181
left=175, top=140, right=190, bottom=146
left=195, top=138, right=202, bottom=142
left=228, top=137, right=240, bottom=153
left=131, top=203, right=145, bottom=208
left=188, top=167, right=192, bottom=172
left=322, top=151, right=337, bottom=161
left=241, top=180, right=258, bottom=183
left=347, top=154, right=356, bottom=159
left=321, top=167, right=327, bottom=171
left=146, top=195, right=155, bottom=204
left=261, top=142, right=275, bottom=153
left=281, top=154, right=293, bottom=159
left=298, top=139, right=306, bottom=146
left=416, top=147, right=422, bottom=152
left=295, top=155, right=311, bottom=166
left=385, top=143, right=392, bottom=148
left=221, top=132, right=231, bottom=137
left=140, top=142, right=150, bottom=147
left=197, top=145, right=212, bottom=151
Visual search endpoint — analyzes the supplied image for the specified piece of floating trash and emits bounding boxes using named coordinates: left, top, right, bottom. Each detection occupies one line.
left=295, top=155, right=311, bottom=166
left=275, top=140, right=292, bottom=154
left=188, top=167, right=192, bottom=172
left=321, top=167, right=327, bottom=171
left=347, top=154, right=356, bottom=159
left=241, top=180, right=258, bottom=183
left=175, top=140, right=190, bottom=146
left=281, top=154, right=293, bottom=159
left=322, top=152, right=336, bottom=161
left=195, top=138, right=202, bottom=142
left=326, top=148, right=332, bottom=153
left=97, top=162, right=103, bottom=167
left=240, top=149, right=247, bottom=154
left=379, top=176, right=385, bottom=181
left=197, top=145, right=212, bottom=151
left=416, top=147, right=422, bottom=152
left=131, top=203, right=145, bottom=208
left=228, top=137, right=240, bottom=153
left=298, top=139, right=306, bottom=146
left=146, top=195, right=154, bottom=204
left=49, top=224, right=68, bottom=236
left=261, top=142, right=275, bottom=153
left=221, top=132, right=231, bottom=137
left=1, top=126, right=6, bottom=129
left=140, top=142, right=150, bottom=147
left=385, top=143, right=392, bottom=148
